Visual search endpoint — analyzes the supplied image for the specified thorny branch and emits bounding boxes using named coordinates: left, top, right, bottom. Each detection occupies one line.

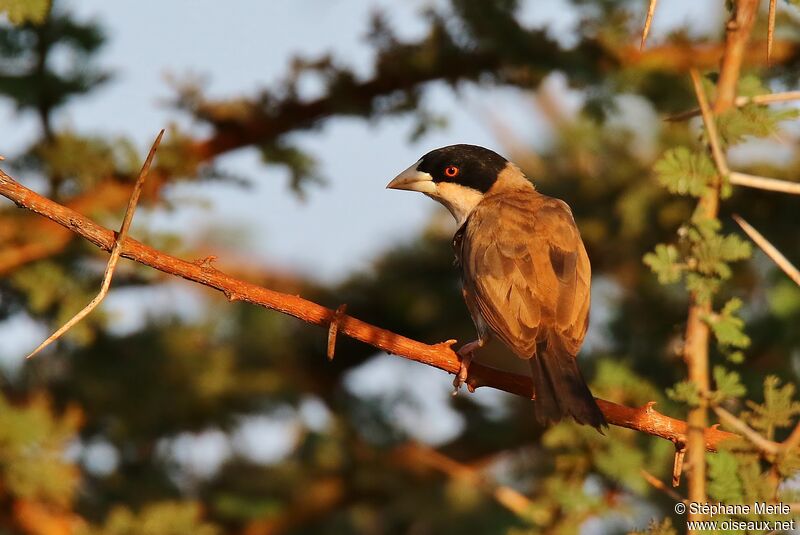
left=715, top=0, right=760, bottom=112
left=392, top=442, right=535, bottom=517
left=733, top=215, right=800, bottom=286
left=25, top=130, right=164, bottom=359
left=667, top=90, right=800, bottom=122
left=640, top=0, right=659, bottom=50
left=683, top=67, right=721, bottom=509
left=0, top=169, right=738, bottom=451
left=768, top=0, right=777, bottom=64
left=681, top=0, right=760, bottom=519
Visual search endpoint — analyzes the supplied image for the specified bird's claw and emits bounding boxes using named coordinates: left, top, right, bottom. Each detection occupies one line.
left=452, top=340, right=481, bottom=396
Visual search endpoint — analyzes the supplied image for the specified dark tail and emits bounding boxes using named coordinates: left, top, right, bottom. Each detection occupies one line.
left=528, top=339, right=606, bottom=430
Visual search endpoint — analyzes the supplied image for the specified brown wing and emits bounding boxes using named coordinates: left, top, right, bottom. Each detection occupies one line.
left=460, top=191, right=591, bottom=358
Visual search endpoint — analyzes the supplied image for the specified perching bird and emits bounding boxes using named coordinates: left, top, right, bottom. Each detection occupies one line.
left=387, top=144, right=605, bottom=429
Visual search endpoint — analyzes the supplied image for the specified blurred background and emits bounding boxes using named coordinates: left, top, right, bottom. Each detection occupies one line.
left=0, top=0, right=799, bottom=533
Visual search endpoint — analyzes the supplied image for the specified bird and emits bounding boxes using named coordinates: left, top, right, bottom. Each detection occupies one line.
left=386, top=144, right=606, bottom=429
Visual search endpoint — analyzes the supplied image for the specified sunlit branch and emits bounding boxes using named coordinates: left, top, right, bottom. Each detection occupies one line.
left=713, top=406, right=779, bottom=456
left=690, top=69, right=729, bottom=177
left=0, top=169, right=738, bottom=451
left=680, top=0, right=760, bottom=515
left=25, top=131, right=164, bottom=359
left=640, top=0, right=659, bottom=50
left=729, top=172, right=800, bottom=196
left=733, top=215, right=800, bottom=287
left=768, top=0, right=777, bottom=64
left=666, top=90, right=800, bottom=122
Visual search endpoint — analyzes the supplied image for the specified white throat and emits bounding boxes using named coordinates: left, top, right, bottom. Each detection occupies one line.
left=428, top=182, right=484, bottom=226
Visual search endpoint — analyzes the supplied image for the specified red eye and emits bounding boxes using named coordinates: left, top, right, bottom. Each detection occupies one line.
left=444, top=165, right=459, bottom=178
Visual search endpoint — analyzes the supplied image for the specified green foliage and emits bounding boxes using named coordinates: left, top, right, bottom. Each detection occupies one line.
left=0, top=0, right=49, bottom=25
left=0, top=394, right=80, bottom=506
left=709, top=365, right=747, bottom=403
left=736, top=74, right=769, bottom=98
left=260, top=141, right=322, bottom=194
left=742, top=376, right=800, bottom=439
left=0, top=8, right=108, bottom=115
left=151, top=126, right=205, bottom=179
left=11, top=261, right=104, bottom=345
left=717, top=104, right=800, bottom=148
left=686, top=216, right=752, bottom=280
left=645, top=216, right=751, bottom=304
left=592, top=359, right=663, bottom=406
left=592, top=438, right=647, bottom=492
left=643, top=244, right=682, bottom=284
left=653, top=147, right=715, bottom=197
left=707, top=450, right=743, bottom=503
left=667, top=380, right=700, bottom=406
left=767, top=280, right=800, bottom=318
left=704, top=297, right=751, bottom=354
left=78, top=502, right=219, bottom=535
left=34, top=131, right=139, bottom=190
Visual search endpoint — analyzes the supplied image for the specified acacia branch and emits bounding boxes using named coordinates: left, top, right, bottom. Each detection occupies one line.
left=640, top=0, right=659, bottom=50
left=680, top=0, right=760, bottom=520
left=728, top=172, right=800, bottom=196
left=25, top=131, right=164, bottom=359
left=392, top=442, right=534, bottom=516
left=0, top=169, right=738, bottom=451
left=733, top=215, right=800, bottom=286
left=768, top=0, right=777, bottom=65
left=684, top=68, right=721, bottom=511
left=715, top=0, right=760, bottom=112
left=666, top=90, right=800, bottom=121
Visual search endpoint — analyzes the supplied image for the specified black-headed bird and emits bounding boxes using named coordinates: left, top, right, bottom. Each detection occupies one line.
left=387, top=144, right=605, bottom=429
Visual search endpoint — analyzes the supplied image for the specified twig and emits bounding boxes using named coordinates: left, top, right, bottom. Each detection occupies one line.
left=690, top=69, right=729, bottom=176
left=713, top=405, right=780, bottom=456
left=0, top=170, right=741, bottom=450
left=326, top=304, right=347, bottom=361
left=732, top=215, right=800, bottom=286
left=740, top=91, right=800, bottom=106
left=23, top=130, right=164, bottom=359
left=642, top=469, right=686, bottom=502
left=672, top=445, right=686, bottom=487
left=393, top=442, right=533, bottom=516
left=666, top=91, right=800, bottom=122
left=729, top=172, right=800, bottom=196
left=640, top=0, right=659, bottom=50
left=768, top=0, right=777, bottom=65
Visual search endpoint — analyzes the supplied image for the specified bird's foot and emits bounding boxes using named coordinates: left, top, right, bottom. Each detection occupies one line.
left=452, top=340, right=482, bottom=396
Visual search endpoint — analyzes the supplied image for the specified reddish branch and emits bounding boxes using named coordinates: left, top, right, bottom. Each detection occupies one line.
left=0, top=177, right=164, bottom=275
left=715, top=0, right=761, bottom=112
left=0, top=170, right=737, bottom=451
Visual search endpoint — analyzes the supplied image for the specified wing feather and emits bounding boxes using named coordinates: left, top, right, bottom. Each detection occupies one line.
left=460, top=192, right=590, bottom=358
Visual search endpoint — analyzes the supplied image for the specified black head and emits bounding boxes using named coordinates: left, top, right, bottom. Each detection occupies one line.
left=416, top=144, right=508, bottom=193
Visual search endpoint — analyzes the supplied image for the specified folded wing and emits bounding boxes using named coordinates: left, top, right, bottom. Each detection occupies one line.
left=460, top=192, right=591, bottom=359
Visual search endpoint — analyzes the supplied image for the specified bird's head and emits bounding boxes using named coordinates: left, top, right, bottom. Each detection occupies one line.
left=386, top=144, right=517, bottom=225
